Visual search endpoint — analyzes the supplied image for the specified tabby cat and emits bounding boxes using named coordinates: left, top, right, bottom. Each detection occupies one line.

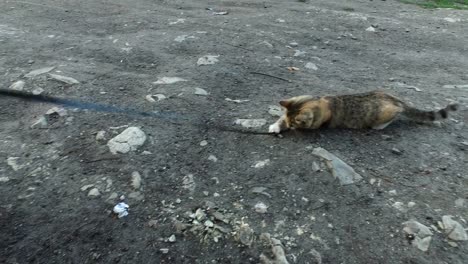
left=268, top=91, right=458, bottom=133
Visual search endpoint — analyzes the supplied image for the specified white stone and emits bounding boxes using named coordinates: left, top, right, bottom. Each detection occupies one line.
left=153, top=77, right=187, bottom=84
left=168, top=234, right=176, bottom=242
left=146, top=94, right=167, bottom=102
left=7, top=157, right=21, bottom=171
left=235, top=119, right=267, bottom=128
left=0, top=177, right=10, bottom=183
left=444, top=17, right=460, bottom=23
left=48, top=74, right=80, bottom=85
left=24, top=66, right=55, bottom=78
left=9, top=80, right=25, bottom=91
left=253, top=159, right=270, bottom=168
left=408, top=202, right=416, bottom=208
left=312, top=147, right=362, bottom=185
left=200, top=140, right=208, bottom=146
left=254, top=202, right=268, bottom=213
left=208, top=155, right=218, bottom=162
left=107, top=127, right=146, bottom=154
left=366, top=26, right=376, bottom=32
left=46, top=107, right=67, bottom=116
left=131, top=171, right=142, bottom=190
left=305, top=62, right=318, bottom=71
left=88, top=188, right=100, bottom=197
left=442, top=215, right=468, bottom=241
left=194, top=87, right=208, bottom=96
left=129, top=191, right=144, bottom=201
left=32, top=87, right=45, bottom=95
left=31, top=116, right=48, bottom=129
left=293, top=50, right=306, bottom=57
left=403, top=220, right=433, bottom=252
left=174, top=35, right=195, bottom=42
left=81, top=184, right=94, bottom=191
left=392, top=202, right=406, bottom=212
left=197, top=55, right=219, bottom=66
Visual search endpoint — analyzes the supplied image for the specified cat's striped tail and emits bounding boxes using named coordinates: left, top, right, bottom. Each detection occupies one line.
left=402, top=103, right=458, bottom=121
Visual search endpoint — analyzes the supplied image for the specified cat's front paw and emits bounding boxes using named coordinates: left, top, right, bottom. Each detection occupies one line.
left=268, top=123, right=281, bottom=134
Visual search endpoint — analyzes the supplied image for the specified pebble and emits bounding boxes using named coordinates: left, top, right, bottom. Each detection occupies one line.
left=392, top=202, right=406, bottom=212
left=312, top=147, right=362, bottom=185
left=107, top=192, right=118, bottom=201
left=389, top=190, right=397, bottom=195
left=107, top=127, right=147, bottom=154
left=235, top=118, right=267, bottom=128
left=147, top=219, right=158, bottom=228
left=444, top=17, right=460, bottom=23
left=24, top=66, right=55, bottom=78
left=194, top=87, right=208, bottom=96
left=312, top=161, right=321, bottom=172
left=237, top=223, right=254, bottom=246
left=255, top=202, right=268, bottom=213
left=293, top=50, right=306, bottom=57
left=153, top=77, right=187, bottom=84
left=182, top=174, right=196, bottom=193
left=204, top=220, right=214, bottom=227
left=391, top=148, right=402, bottom=155
left=131, top=171, right=142, bottom=190
left=9, top=80, right=25, bottom=91
left=253, top=159, right=270, bottom=168
left=81, top=184, right=94, bottom=191
left=95, top=130, right=106, bottom=141
left=168, top=234, right=176, bottom=243
left=366, top=26, right=376, bottom=32
left=200, top=140, right=208, bottom=146
left=32, top=87, right=45, bottom=95
left=197, top=55, right=219, bottom=66
left=289, top=42, right=298, bottom=47
left=403, top=220, right=433, bottom=252
left=88, top=188, right=100, bottom=197
left=159, top=248, right=169, bottom=254
left=31, top=116, right=48, bottom=129
left=268, top=105, right=283, bottom=117
left=441, top=215, right=468, bottom=241
left=129, top=191, right=144, bottom=201
left=7, top=157, right=21, bottom=171
left=305, top=62, right=318, bottom=71
left=146, top=94, right=167, bottom=102
left=48, top=73, right=80, bottom=85
left=0, top=177, right=10, bottom=183
left=407, top=202, right=416, bottom=208
left=208, top=155, right=218, bottom=162
left=455, top=198, right=466, bottom=207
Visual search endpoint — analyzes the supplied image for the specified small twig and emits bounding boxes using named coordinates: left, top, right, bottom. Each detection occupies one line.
left=250, top=71, right=291, bottom=83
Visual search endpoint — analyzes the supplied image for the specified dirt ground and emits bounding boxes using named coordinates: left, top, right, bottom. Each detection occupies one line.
left=1, top=0, right=467, bottom=263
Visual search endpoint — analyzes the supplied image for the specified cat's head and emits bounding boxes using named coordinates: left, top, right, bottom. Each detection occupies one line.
left=279, top=96, right=318, bottom=128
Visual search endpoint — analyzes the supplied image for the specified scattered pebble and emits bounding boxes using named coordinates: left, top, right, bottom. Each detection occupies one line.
left=131, top=171, right=142, bottom=190
left=24, top=66, right=55, bottom=78
left=444, top=17, right=460, bottom=23
left=293, top=50, right=306, bottom=57
left=204, top=220, right=214, bottom=227
left=0, top=177, right=10, bottom=183
left=366, top=26, right=376, bottom=32
left=32, top=87, right=44, bottom=95
left=255, top=202, right=268, bottom=213
left=276, top=18, right=285, bottom=23
left=235, top=119, right=267, bottom=128
left=389, top=190, right=397, bottom=196
left=268, top=105, right=283, bottom=117
left=391, top=148, right=402, bottom=155
left=200, top=140, right=208, bottom=146
left=153, top=77, right=187, bottom=84
left=48, top=73, right=80, bottom=85
left=107, top=192, right=118, bottom=201
left=225, top=98, right=250, bottom=103
left=95, top=130, right=106, bottom=141
left=182, top=174, right=196, bottom=193
left=128, top=191, right=144, bottom=201
left=194, top=87, right=208, bottom=96
left=259, top=237, right=289, bottom=264
left=312, top=162, right=321, bottom=172
left=197, top=55, right=219, bottom=66
left=305, top=62, right=318, bottom=71
left=146, top=94, right=167, bottom=102
left=7, top=157, right=21, bottom=171
left=403, top=220, right=433, bottom=251
left=441, top=215, right=468, bottom=241
left=168, top=234, right=176, bottom=243
left=208, top=155, right=218, bottom=162
left=81, top=184, right=94, bottom=191
left=392, top=202, right=406, bottom=212
left=174, top=35, right=195, bottom=42
left=289, top=42, right=298, bottom=47
left=31, top=116, right=48, bottom=129
left=88, top=188, right=100, bottom=197
left=253, top=159, right=270, bottom=168
left=287, top=66, right=300, bottom=72
left=147, top=219, right=158, bottom=228
left=159, top=248, right=169, bottom=254
left=46, top=106, right=68, bottom=117
left=9, top=80, right=25, bottom=91
left=407, top=202, right=416, bottom=208
left=312, top=147, right=362, bottom=185
left=251, top=187, right=272, bottom=198
left=455, top=198, right=466, bottom=207
left=236, top=222, right=255, bottom=246
left=107, top=127, right=147, bottom=154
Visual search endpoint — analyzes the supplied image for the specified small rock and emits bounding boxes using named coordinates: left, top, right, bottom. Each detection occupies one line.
left=141, top=151, right=152, bottom=155
left=153, top=77, right=187, bottom=84
left=268, top=105, right=283, bottom=117
left=95, top=130, right=106, bottom=141
left=88, top=188, right=100, bottom=197
left=391, top=148, right=402, bottom=155
left=366, top=26, right=376, bottom=32
left=168, top=234, right=176, bottom=243
left=146, top=94, right=167, bottom=102
left=174, top=35, right=195, bottom=42
left=131, top=171, right=142, bottom=190
left=159, top=248, right=169, bottom=254
left=208, top=155, right=218, bottom=162
left=442, top=84, right=468, bottom=89
left=289, top=42, right=298, bottom=47
left=312, top=147, right=362, bottom=185
left=46, top=106, right=68, bottom=117
left=305, top=62, right=318, bottom=71
left=444, top=17, right=460, bottom=23
left=107, top=127, right=146, bottom=154
left=204, top=220, right=214, bottom=227
left=255, top=202, right=268, bottom=213
left=182, top=174, right=196, bottom=193
left=276, top=18, right=285, bottom=23
left=251, top=187, right=272, bottom=198
left=48, top=73, right=80, bottom=85
left=455, top=198, right=466, bottom=207
left=9, top=80, right=25, bottom=91
left=312, top=162, right=321, bottom=172
left=200, top=140, right=208, bottom=146
left=448, top=241, right=458, bottom=247
left=392, top=202, right=406, bottom=212
left=31, top=116, right=48, bottom=129
left=128, top=191, right=144, bottom=201
left=148, top=219, right=158, bottom=228
left=203, top=191, right=209, bottom=196
left=213, top=192, right=220, bottom=197
left=408, top=202, right=416, bottom=208
left=403, top=220, right=433, bottom=252
left=235, top=119, right=267, bottom=128
left=194, top=88, right=208, bottom=96
left=81, top=184, right=94, bottom=191
left=32, top=87, right=45, bottom=95
left=6, top=157, right=21, bottom=171
left=442, top=215, right=468, bottom=241
left=253, top=159, right=270, bottom=168
left=236, top=223, right=255, bottom=246
left=107, top=192, right=118, bottom=201
left=0, top=177, right=10, bottom=183
left=293, top=50, right=306, bottom=57
left=197, top=55, right=219, bottom=66
left=24, top=66, right=55, bottom=78
left=389, top=190, right=397, bottom=195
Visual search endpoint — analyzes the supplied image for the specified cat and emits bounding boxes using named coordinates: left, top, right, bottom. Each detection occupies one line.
left=268, top=91, right=458, bottom=133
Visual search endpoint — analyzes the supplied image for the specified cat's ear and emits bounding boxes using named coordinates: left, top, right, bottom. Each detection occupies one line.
left=279, top=100, right=291, bottom=108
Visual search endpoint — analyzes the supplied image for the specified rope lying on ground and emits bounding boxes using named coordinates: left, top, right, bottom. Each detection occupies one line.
left=0, top=88, right=273, bottom=135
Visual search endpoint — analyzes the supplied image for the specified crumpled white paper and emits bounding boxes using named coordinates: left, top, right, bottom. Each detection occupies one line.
left=113, top=202, right=129, bottom=218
